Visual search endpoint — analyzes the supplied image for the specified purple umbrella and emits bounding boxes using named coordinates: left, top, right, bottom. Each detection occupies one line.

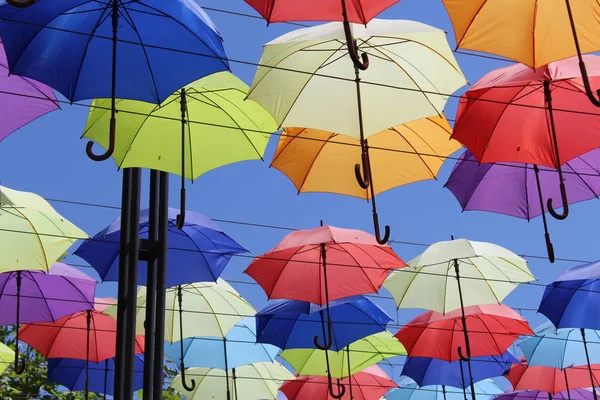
left=0, top=42, right=59, bottom=141
left=445, top=149, right=600, bottom=262
left=0, top=262, right=96, bottom=373
left=495, top=389, right=596, bottom=400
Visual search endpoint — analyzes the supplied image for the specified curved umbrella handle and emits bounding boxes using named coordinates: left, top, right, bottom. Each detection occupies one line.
left=313, top=315, right=333, bottom=350
left=342, top=19, right=368, bottom=70
left=13, top=345, right=25, bottom=375
left=6, top=0, right=36, bottom=7
left=180, top=367, right=196, bottom=392
left=547, top=182, right=569, bottom=220
left=329, top=377, right=346, bottom=399
left=86, top=117, right=116, bottom=161
left=457, top=346, right=471, bottom=362
left=373, top=212, right=390, bottom=245
left=354, top=151, right=370, bottom=189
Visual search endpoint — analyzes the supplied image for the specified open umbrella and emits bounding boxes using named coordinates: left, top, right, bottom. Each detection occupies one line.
left=47, top=355, right=144, bottom=399
left=445, top=149, right=600, bottom=262
left=82, top=72, right=277, bottom=225
left=170, top=362, right=295, bottom=400
left=255, top=295, right=392, bottom=351
left=505, top=361, right=600, bottom=394
left=450, top=56, right=600, bottom=257
left=0, top=41, right=59, bottom=141
left=281, top=365, right=398, bottom=400
left=496, top=390, right=597, bottom=400
left=75, top=208, right=247, bottom=287
left=0, top=0, right=229, bottom=161
left=0, top=262, right=96, bottom=373
left=386, top=379, right=503, bottom=400
left=248, top=19, right=466, bottom=242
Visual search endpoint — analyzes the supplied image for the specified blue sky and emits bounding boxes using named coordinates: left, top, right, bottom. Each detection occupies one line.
left=3, top=0, right=600, bottom=395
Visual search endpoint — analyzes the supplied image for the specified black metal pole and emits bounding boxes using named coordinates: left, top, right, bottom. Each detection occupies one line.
left=232, top=367, right=238, bottom=400
left=85, top=310, right=91, bottom=400
left=153, top=171, right=169, bottom=399
left=532, top=164, right=555, bottom=263
left=103, top=360, right=108, bottom=400
left=142, top=170, right=160, bottom=400
left=442, top=385, right=448, bottom=400
left=123, top=168, right=141, bottom=399
left=454, top=259, right=476, bottom=400
left=224, top=339, right=231, bottom=400
left=346, top=346, right=353, bottom=400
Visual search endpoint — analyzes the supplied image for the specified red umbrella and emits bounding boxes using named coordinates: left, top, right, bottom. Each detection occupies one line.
left=451, top=55, right=600, bottom=223
left=280, top=365, right=398, bottom=400
left=245, top=225, right=405, bottom=350
left=505, top=361, right=600, bottom=394
left=395, top=304, right=532, bottom=362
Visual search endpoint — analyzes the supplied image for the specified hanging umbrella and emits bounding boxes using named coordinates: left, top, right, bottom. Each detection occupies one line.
left=47, top=355, right=144, bottom=399
left=19, top=309, right=144, bottom=400
left=401, top=351, right=518, bottom=388
left=386, top=379, right=503, bottom=400
left=496, top=390, right=597, bottom=400
left=445, top=149, right=600, bottom=263
left=104, top=279, right=255, bottom=392
left=0, top=0, right=229, bottom=161
left=440, top=0, right=600, bottom=108
left=449, top=56, right=600, bottom=256
left=0, top=41, right=59, bottom=141
left=245, top=225, right=404, bottom=353
left=170, top=362, right=295, bottom=400
left=0, top=342, right=13, bottom=375
left=280, top=365, right=398, bottom=400
left=164, top=318, right=280, bottom=369
left=0, top=262, right=96, bottom=373
left=75, top=208, right=248, bottom=287
left=248, top=19, right=466, bottom=242
left=255, top=295, right=392, bottom=351
left=0, top=185, right=88, bottom=273
left=505, top=361, right=600, bottom=394
left=82, top=72, right=277, bottom=225
left=271, top=116, right=461, bottom=210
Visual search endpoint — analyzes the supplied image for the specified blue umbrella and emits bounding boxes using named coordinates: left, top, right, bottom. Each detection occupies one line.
left=74, top=208, right=248, bottom=287
left=47, top=355, right=144, bottom=399
left=518, top=321, right=600, bottom=369
left=164, top=318, right=280, bottom=370
left=386, top=379, right=502, bottom=400
left=401, top=351, right=518, bottom=389
left=255, top=295, right=392, bottom=351
left=0, top=0, right=229, bottom=160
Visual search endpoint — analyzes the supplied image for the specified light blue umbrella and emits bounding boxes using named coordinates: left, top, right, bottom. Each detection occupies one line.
left=518, top=321, right=600, bottom=369
left=164, top=318, right=280, bottom=369
left=386, top=379, right=502, bottom=400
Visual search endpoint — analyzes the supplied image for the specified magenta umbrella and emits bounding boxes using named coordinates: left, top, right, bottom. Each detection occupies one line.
left=445, top=149, right=600, bottom=263
left=0, top=41, right=59, bottom=141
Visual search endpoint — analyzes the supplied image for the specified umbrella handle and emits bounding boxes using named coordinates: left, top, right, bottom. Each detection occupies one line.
left=86, top=117, right=116, bottom=161
left=457, top=346, right=471, bottom=362
left=329, top=377, right=346, bottom=399
left=373, top=212, right=390, bottom=245
left=13, top=346, right=26, bottom=375
left=341, top=0, right=369, bottom=71
left=354, top=152, right=370, bottom=189
left=6, top=0, right=36, bottom=7
left=180, top=367, right=196, bottom=392
left=545, top=233, right=555, bottom=263
left=313, top=316, right=333, bottom=350
left=176, top=188, right=186, bottom=229
left=547, top=182, right=569, bottom=220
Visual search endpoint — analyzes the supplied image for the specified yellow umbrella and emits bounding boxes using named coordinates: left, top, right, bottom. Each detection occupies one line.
left=272, top=116, right=460, bottom=199
left=0, top=342, right=13, bottom=375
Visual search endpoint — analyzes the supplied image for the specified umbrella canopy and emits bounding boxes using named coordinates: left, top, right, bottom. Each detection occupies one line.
left=281, top=365, right=398, bottom=400
left=505, top=361, right=600, bottom=394
left=539, top=260, right=600, bottom=330
left=47, top=355, right=144, bottom=397
left=247, top=19, right=466, bottom=137
left=0, top=0, right=228, bottom=104
left=244, top=0, right=400, bottom=24
left=441, top=0, right=600, bottom=68
left=170, top=362, right=295, bottom=400
left=0, top=41, right=59, bottom=141
left=496, top=390, right=597, bottom=400
left=82, top=72, right=277, bottom=178
left=383, top=238, right=534, bottom=314
left=280, top=331, right=406, bottom=379
left=245, top=225, right=405, bottom=305
left=0, top=185, right=88, bottom=273
left=255, top=295, right=392, bottom=351
left=401, top=351, right=518, bottom=388
left=19, top=310, right=144, bottom=362
left=451, top=55, right=600, bottom=168
left=445, top=149, right=600, bottom=220
left=164, top=318, right=280, bottom=370
left=0, top=342, right=13, bottom=375
left=271, top=117, right=461, bottom=199
left=386, top=379, right=503, bottom=400
left=519, top=322, right=600, bottom=369
left=396, top=304, right=533, bottom=362
left=75, top=208, right=247, bottom=287
left=0, top=262, right=96, bottom=326
left=104, top=279, right=255, bottom=340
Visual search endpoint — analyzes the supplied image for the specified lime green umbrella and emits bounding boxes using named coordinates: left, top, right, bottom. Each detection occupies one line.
left=280, top=331, right=406, bottom=379
left=0, top=185, right=88, bottom=273
left=170, top=362, right=295, bottom=400
left=83, top=71, right=277, bottom=226
left=0, top=342, right=14, bottom=375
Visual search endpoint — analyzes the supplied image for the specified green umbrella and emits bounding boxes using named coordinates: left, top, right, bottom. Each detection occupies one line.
left=83, top=71, right=277, bottom=227
left=0, top=342, right=13, bottom=375
left=170, top=362, right=294, bottom=400
left=0, top=185, right=88, bottom=273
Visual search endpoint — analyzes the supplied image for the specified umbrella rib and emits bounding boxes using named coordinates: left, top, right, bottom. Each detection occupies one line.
left=296, top=132, right=337, bottom=193
left=389, top=126, right=439, bottom=179
left=387, top=266, right=422, bottom=309
left=183, top=227, right=220, bottom=282
left=343, top=243, right=380, bottom=294
left=462, top=258, right=504, bottom=305
left=11, top=208, right=50, bottom=271
left=565, top=157, right=600, bottom=199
